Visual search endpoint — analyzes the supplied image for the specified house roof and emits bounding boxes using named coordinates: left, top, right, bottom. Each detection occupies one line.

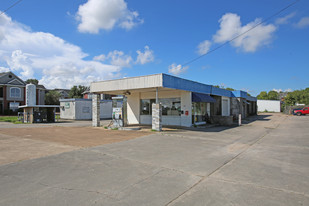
left=52, top=88, right=71, bottom=93
left=36, top=84, right=46, bottom=90
left=0, top=72, right=26, bottom=86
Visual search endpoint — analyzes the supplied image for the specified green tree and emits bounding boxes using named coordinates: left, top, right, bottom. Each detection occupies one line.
left=284, top=93, right=295, bottom=106
left=213, top=85, right=236, bottom=91
left=283, top=88, right=309, bottom=106
left=25, top=79, right=39, bottom=85
left=69, top=85, right=88, bottom=98
left=304, top=88, right=309, bottom=105
left=45, top=90, right=61, bottom=105
left=257, top=91, right=268, bottom=100
left=225, top=87, right=235, bottom=91
left=267, top=91, right=279, bottom=100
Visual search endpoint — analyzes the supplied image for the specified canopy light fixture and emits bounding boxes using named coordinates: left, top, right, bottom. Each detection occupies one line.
left=124, top=91, right=131, bottom=95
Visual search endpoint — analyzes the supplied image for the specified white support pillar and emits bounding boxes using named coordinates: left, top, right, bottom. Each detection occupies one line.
left=156, top=87, right=158, bottom=103
left=152, top=103, right=162, bottom=131
left=92, top=94, right=100, bottom=127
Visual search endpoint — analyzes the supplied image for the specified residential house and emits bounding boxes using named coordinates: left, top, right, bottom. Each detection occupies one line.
left=36, top=84, right=46, bottom=105
left=0, top=72, right=47, bottom=114
left=0, top=72, right=26, bottom=114
left=52, top=88, right=71, bottom=99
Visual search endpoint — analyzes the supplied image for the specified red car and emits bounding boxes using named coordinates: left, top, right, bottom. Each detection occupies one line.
left=293, top=107, right=309, bottom=116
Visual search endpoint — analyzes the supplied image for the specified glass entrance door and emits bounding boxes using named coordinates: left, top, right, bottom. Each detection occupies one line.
left=192, top=102, right=207, bottom=125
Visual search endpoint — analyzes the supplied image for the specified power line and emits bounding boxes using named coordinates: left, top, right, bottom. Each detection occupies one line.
left=180, top=0, right=300, bottom=68
left=0, top=0, right=23, bottom=16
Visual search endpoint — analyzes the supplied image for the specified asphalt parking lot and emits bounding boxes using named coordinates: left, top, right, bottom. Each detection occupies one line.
left=0, top=113, right=308, bottom=206
left=0, top=121, right=150, bottom=165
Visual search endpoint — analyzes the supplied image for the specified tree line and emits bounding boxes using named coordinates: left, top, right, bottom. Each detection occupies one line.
left=257, top=88, right=309, bottom=106
left=284, top=88, right=309, bottom=106
left=45, top=85, right=88, bottom=105
left=257, top=91, right=279, bottom=100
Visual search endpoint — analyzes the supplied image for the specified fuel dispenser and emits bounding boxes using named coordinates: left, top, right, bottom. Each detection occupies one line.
left=111, top=96, right=127, bottom=128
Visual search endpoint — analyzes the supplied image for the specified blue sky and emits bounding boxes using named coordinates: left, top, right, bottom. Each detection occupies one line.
left=0, top=0, right=308, bottom=95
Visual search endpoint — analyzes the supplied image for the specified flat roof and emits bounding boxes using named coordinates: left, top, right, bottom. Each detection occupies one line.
left=90, top=73, right=257, bottom=101
left=19, top=105, right=60, bottom=108
left=59, top=98, right=112, bottom=102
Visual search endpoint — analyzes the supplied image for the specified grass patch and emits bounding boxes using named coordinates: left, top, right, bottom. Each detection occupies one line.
left=55, top=114, right=60, bottom=121
left=0, top=116, right=22, bottom=124
left=13, top=121, right=24, bottom=124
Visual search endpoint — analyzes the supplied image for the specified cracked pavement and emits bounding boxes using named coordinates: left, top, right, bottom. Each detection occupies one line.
left=0, top=113, right=309, bottom=205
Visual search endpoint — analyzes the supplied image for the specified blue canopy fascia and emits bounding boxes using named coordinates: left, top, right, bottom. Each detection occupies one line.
left=192, top=92, right=216, bottom=103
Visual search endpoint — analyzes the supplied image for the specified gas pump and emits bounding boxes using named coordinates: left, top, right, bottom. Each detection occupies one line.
left=110, top=96, right=126, bottom=128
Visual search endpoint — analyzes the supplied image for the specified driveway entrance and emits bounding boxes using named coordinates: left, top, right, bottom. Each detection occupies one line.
left=0, top=114, right=308, bottom=206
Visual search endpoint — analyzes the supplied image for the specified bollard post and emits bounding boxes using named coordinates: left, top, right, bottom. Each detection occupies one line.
left=238, top=114, right=242, bottom=126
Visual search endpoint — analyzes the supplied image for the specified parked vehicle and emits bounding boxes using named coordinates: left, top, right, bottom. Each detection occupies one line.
left=293, top=107, right=309, bottom=116
left=292, top=108, right=302, bottom=114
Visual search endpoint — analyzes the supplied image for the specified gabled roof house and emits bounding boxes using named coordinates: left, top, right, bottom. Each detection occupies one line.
left=0, top=72, right=26, bottom=113
left=0, top=72, right=46, bottom=114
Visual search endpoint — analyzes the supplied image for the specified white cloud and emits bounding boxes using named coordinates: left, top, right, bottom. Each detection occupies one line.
left=0, top=13, right=121, bottom=89
left=0, top=66, right=10, bottom=73
left=272, top=88, right=282, bottom=93
left=94, top=50, right=133, bottom=68
left=119, top=11, right=144, bottom=30
left=6, top=50, right=34, bottom=79
left=39, top=60, right=121, bottom=89
left=94, top=46, right=154, bottom=67
left=197, top=40, right=211, bottom=55
left=275, top=12, right=296, bottom=25
left=213, top=13, right=276, bottom=52
left=285, top=88, right=293, bottom=92
left=76, top=0, right=143, bottom=34
left=93, top=54, right=106, bottom=62
left=295, top=17, right=309, bottom=28
left=213, top=13, right=241, bottom=43
left=273, top=88, right=293, bottom=93
left=168, top=63, right=188, bottom=76
left=136, top=46, right=154, bottom=64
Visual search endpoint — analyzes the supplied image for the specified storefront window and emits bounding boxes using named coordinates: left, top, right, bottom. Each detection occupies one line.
left=141, top=99, right=150, bottom=115
left=140, top=98, right=181, bottom=116
left=161, top=98, right=181, bottom=116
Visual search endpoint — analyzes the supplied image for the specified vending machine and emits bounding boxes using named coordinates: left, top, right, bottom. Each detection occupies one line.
left=111, top=96, right=127, bottom=128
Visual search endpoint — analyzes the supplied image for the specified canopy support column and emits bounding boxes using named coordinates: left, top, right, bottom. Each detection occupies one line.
left=92, top=94, right=100, bottom=127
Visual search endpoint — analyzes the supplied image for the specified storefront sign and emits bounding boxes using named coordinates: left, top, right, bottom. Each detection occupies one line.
left=65, top=102, right=70, bottom=109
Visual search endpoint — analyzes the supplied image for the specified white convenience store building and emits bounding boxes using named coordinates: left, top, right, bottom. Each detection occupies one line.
left=90, top=73, right=257, bottom=128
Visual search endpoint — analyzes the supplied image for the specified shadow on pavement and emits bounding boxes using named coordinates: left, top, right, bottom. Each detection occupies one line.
left=129, top=114, right=272, bottom=133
